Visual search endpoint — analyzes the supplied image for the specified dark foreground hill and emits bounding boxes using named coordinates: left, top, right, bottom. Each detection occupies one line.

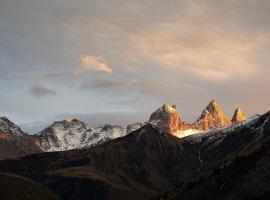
left=0, top=172, right=59, bottom=200
left=0, top=111, right=269, bottom=200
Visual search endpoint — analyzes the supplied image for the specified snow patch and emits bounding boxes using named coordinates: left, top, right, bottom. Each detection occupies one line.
left=174, top=129, right=201, bottom=138
left=39, top=120, right=127, bottom=152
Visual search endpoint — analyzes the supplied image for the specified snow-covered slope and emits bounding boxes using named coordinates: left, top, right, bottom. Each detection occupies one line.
left=183, top=114, right=261, bottom=143
left=173, top=114, right=261, bottom=139
left=174, top=129, right=201, bottom=138
left=39, top=118, right=127, bottom=152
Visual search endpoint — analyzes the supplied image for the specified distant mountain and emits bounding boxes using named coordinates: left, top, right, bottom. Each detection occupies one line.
left=231, top=107, right=247, bottom=123
left=0, top=117, right=42, bottom=160
left=149, top=103, right=181, bottom=134
left=0, top=110, right=268, bottom=200
left=0, top=100, right=250, bottom=159
left=149, top=100, right=249, bottom=137
left=39, top=118, right=126, bottom=152
left=0, top=116, right=128, bottom=158
left=0, top=117, right=26, bottom=137
left=192, top=100, right=231, bottom=130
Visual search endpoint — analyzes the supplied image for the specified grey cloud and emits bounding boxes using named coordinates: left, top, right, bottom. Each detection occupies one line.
left=28, top=85, right=57, bottom=98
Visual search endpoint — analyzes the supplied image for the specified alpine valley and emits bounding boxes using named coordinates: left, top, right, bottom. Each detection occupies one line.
left=0, top=100, right=269, bottom=200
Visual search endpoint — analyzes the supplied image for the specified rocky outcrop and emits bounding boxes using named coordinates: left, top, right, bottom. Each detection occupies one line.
left=231, top=108, right=247, bottom=123
left=147, top=100, right=248, bottom=135
left=149, top=103, right=181, bottom=134
left=192, top=100, right=230, bottom=131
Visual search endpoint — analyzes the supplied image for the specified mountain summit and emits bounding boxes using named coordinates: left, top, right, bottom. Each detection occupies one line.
left=149, top=103, right=181, bottom=134
left=148, top=100, right=243, bottom=136
left=39, top=119, right=126, bottom=152
left=231, top=107, right=247, bottom=123
left=0, top=117, right=42, bottom=160
left=0, top=117, right=26, bottom=137
left=193, top=100, right=230, bottom=130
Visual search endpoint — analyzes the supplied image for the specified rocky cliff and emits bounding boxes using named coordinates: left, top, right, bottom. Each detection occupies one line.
left=231, top=107, right=247, bottom=123
left=149, top=104, right=181, bottom=134
left=192, top=100, right=230, bottom=131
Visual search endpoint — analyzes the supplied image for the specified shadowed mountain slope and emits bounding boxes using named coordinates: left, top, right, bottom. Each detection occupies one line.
left=0, top=172, right=60, bottom=200
left=0, top=111, right=269, bottom=199
left=0, top=117, right=42, bottom=160
left=161, top=111, right=270, bottom=200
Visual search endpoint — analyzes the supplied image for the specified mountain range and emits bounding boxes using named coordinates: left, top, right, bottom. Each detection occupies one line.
left=0, top=100, right=269, bottom=200
left=0, top=100, right=247, bottom=159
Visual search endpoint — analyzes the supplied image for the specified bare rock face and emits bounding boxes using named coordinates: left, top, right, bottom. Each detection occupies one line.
left=180, top=121, right=192, bottom=130
left=231, top=108, right=247, bottom=123
left=149, top=103, right=181, bottom=134
left=193, top=100, right=230, bottom=131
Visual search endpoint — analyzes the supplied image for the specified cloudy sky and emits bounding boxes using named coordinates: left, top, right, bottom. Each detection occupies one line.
left=0, top=0, right=269, bottom=126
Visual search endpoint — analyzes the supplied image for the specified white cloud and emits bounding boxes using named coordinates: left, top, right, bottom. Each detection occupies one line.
left=78, top=55, right=112, bottom=74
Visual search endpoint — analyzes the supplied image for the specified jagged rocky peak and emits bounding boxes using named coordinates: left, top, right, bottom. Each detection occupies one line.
left=52, top=118, right=87, bottom=129
left=38, top=118, right=88, bottom=151
left=0, top=116, right=26, bottom=136
left=0, top=117, right=43, bottom=160
left=193, top=100, right=230, bottom=131
left=38, top=118, right=127, bottom=152
left=149, top=103, right=181, bottom=134
left=231, top=108, right=247, bottom=123
left=204, top=100, right=223, bottom=116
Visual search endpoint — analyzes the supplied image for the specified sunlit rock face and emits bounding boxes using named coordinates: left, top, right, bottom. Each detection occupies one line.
left=148, top=100, right=247, bottom=138
left=149, top=104, right=181, bottom=134
left=231, top=108, right=247, bottom=123
left=180, top=121, right=192, bottom=130
left=192, top=100, right=230, bottom=131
